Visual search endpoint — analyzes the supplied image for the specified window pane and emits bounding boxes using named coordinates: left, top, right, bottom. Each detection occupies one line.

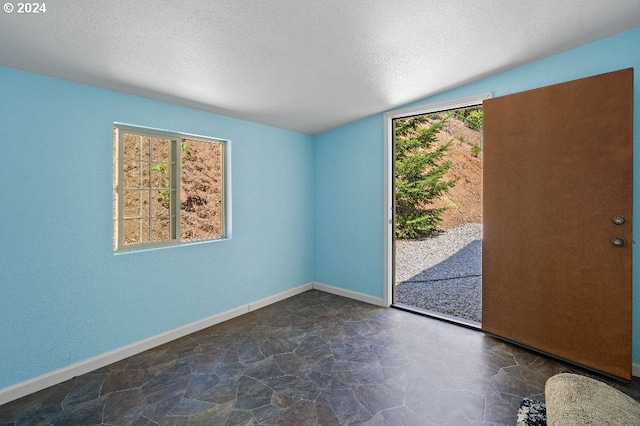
left=151, top=138, right=170, bottom=162
left=123, top=218, right=141, bottom=244
left=150, top=218, right=170, bottom=241
left=122, top=134, right=141, bottom=160
left=123, top=190, right=142, bottom=218
left=150, top=163, right=168, bottom=188
left=151, top=189, right=170, bottom=217
left=180, top=139, right=224, bottom=242
left=123, top=160, right=142, bottom=189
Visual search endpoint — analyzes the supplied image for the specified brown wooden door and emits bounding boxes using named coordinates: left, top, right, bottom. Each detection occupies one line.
left=482, top=68, right=633, bottom=380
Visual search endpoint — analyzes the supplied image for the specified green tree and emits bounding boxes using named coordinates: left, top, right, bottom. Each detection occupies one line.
left=395, top=115, right=457, bottom=238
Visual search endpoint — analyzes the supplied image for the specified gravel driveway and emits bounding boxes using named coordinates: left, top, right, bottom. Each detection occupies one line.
left=394, top=223, right=482, bottom=323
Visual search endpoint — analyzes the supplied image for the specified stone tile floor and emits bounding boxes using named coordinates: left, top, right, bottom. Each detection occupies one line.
left=1, top=290, right=639, bottom=425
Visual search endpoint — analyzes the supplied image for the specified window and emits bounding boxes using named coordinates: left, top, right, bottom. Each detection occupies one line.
left=113, top=125, right=226, bottom=251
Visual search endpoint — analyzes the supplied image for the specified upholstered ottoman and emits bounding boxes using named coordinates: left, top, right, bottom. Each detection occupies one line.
left=545, top=373, right=640, bottom=425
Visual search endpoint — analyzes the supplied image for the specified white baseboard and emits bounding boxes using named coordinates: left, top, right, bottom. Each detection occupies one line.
left=0, top=282, right=313, bottom=406
left=632, top=363, right=640, bottom=379
left=249, top=282, right=312, bottom=311
left=312, top=282, right=385, bottom=307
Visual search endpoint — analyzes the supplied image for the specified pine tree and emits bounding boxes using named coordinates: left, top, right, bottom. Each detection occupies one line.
left=395, top=115, right=457, bottom=239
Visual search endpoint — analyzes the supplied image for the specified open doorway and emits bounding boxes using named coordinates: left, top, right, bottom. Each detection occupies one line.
left=386, top=96, right=487, bottom=327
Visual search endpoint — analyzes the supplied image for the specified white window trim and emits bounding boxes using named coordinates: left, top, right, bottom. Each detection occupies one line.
left=382, top=93, right=492, bottom=307
left=113, top=123, right=228, bottom=252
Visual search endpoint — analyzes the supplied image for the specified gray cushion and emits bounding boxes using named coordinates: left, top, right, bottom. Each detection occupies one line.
left=545, top=373, right=640, bottom=426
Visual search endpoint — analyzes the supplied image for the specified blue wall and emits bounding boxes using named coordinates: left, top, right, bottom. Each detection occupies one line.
left=313, top=27, right=640, bottom=361
left=0, top=67, right=314, bottom=389
left=313, top=114, right=385, bottom=298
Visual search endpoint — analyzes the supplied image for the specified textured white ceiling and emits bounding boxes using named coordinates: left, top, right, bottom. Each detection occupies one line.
left=1, top=1, right=639, bottom=134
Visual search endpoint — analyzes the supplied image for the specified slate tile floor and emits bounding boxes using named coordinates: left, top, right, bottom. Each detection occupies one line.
left=2, top=290, right=640, bottom=425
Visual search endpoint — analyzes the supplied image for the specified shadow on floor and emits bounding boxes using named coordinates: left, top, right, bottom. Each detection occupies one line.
left=395, top=239, right=482, bottom=323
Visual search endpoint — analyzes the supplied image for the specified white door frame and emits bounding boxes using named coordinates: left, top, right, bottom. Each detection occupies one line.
left=382, top=93, right=492, bottom=307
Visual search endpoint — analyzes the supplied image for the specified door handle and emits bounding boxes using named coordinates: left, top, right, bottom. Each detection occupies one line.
left=611, top=237, right=626, bottom=247
left=612, top=216, right=626, bottom=225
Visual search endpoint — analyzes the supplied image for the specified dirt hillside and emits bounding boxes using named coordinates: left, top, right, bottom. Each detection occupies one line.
left=430, top=116, right=482, bottom=230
